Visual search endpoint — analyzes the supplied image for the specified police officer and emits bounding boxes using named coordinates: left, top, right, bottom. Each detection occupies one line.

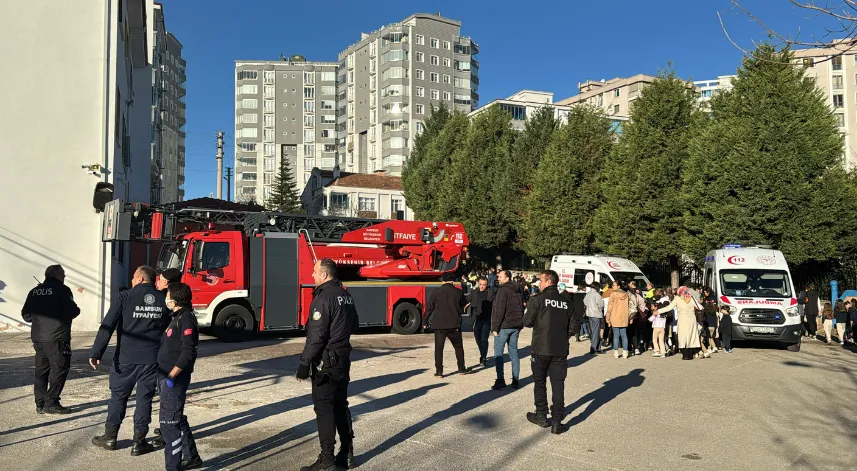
left=157, top=282, right=203, bottom=471
left=21, top=264, right=80, bottom=415
left=90, top=265, right=169, bottom=456
left=296, top=259, right=358, bottom=471
left=523, top=270, right=576, bottom=435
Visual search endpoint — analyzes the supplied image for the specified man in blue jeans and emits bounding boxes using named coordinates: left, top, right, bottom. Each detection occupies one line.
left=491, top=270, right=524, bottom=390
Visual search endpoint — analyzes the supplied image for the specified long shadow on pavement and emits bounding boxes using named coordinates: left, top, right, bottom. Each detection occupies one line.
left=563, top=368, right=645, bottom=427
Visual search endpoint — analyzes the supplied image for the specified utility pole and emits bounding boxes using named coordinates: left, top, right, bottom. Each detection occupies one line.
left=215, top=131, right=224, bottom=199
left=224, top=167, right=233, bottom=202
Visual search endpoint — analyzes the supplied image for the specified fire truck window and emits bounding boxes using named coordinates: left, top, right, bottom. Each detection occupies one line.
left=201, top=242, right=230, bottom=270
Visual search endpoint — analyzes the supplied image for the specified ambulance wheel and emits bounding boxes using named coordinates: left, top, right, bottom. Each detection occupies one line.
left=392, top=303, right=421, bottom=335
left=786, top=338, right=801, bottom=352
left=214, top=305, right=255, bottom=342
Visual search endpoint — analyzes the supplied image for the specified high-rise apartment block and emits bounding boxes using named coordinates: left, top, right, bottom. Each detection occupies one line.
left=337, top=13, right=479, bottom=175
left=556, top=75, right=656, bottom=134
left=234, top=13, right=478, bottom=204
left=234, top=57, right=339, bottom=203
left=794, top=44, right=857, bottom=170
left=151, top=3, right=187, bottom=203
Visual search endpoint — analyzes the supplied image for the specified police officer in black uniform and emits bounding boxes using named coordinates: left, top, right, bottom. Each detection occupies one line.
left=90, top=265, right=169, bottom=455
left=296, top=258, right=358, bottom=471
left=523, top=270, right=576, bottom=434
left=21, top=264, right=80, bottom=415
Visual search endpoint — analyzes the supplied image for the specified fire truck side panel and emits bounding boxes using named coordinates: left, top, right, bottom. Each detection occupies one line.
left=255, top=233, right=301, bottom=331
left=345, top=285, right=391, bottom=326
left=249, top=236, right=264, bottom=327
left=386, top=284, right=429, bottom=325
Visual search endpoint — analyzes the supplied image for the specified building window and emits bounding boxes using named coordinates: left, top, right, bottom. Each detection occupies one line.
left=833, top=55, right=843, bottom=71
left=239, top=98, right=258, bottom=109
left=264, top=99, right=274, bottom=112
left=414, top=87, right=424, bottom=98
left=415, top=69, right=424, bottom=80
left=443, top=40, right=451, bottom=51
left=264, top=128, right=275, bottom=141
left=330, top=193, right=348, bottom=210
left=392, top=199, right=404, bottom=215
left=264, top=143, right=275, bottom=156
left=381, top=67, right=407, bottom=81
left=237, top=70, right=258, bottom=80
left=834, top=94, right=844, bottom=107
left=834, top=75, right=844, bottom=90
left=381, top=155, right=405, bottom=167
left=443, top=58, right=450, bottom=67
left=304, top=100, right=315, bottom=112
left=239, top=113, right=258, bottom=124
left=264, top=114, right=274, bottom=127
left=321, top=115, right=336, bottom=124
left=415, top=51, right=424, bottom=62
left=835, top=113, right=845, bottom=127
left=239, top=142, right=257, bottom=152
left=415, top=34, right=425, bottom=45
left=416, top=104, right=424, bottom=114
left=382, top=137, right=408, bottom=149
left=321, top=100, right=335, bottom=110
left=238, top=84, right=258, bottom=94
left=304, top=87, right=315, bottom=99
left=431, top=89, right=439, bottom=100
left=803, top=57, right=815, bottom=68
left=430, top=55, right=439, bottom=66
left=264, top=85, right=275, bottom=98
left=320, top=71, right=335, bottom=82
left=358, top=197, right=376, bottom=211
left=613, top=104, right=620, bottom=114
left=304, top=130, right=314, bottom=142
left=304, top=71, right=315, bottom=84
left=430, top=73, right=439, bottom=83
left=240, top=172, right=257, bottom=181
left=263, top=70, right=274, bottom=83
left=443, top=91, right=451, bottom=101
left=499, top=104, right=526, bottom=120
left=238, top=128, right=258, bottom=138
left=242, top=186, right=256, bottom=195
left=304, top=115, right=314, bottom=127
left=381, top=49, right=408, bottom=64
left=614, top=89, right=620, bottom=97
left=263, top=172, right=274, bottom=185
left=304, top=158, right=314, bottom=169
left=430, top=38, right=439, bottom=49
left=415, top=121, right=425, bottom=133
left=320, top=85, right=336, bottom=96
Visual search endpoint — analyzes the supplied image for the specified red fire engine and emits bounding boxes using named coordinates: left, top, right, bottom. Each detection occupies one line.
left=102, top=199, right=469, bottom=340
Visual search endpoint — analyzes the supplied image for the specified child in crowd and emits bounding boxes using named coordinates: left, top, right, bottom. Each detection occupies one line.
left=648, top=303, right=668, bottom=358
left=821, top=301, right=835, bottom=344
left=834, top=300, right=848, bottom=346
left=718, top=305, right=733, bottom=353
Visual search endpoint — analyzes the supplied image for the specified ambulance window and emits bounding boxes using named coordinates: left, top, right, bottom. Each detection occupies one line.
left=599, top=273, right=611, bottom=287
left=200, top=242, right=230, bottom=270
left=573, top=269, right=594, bottom=287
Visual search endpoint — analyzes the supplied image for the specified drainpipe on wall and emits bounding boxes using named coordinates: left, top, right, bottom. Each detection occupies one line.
left=98, top=0, right=114, bottom=322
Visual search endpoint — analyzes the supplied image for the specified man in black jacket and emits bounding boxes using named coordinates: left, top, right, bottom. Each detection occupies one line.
left=803, top=285, right=820, bottom=339
left=90, top=265, right=169, bottom=456
left=21, top=264, right=80, bottom=415
left=424, top=272, right=468, bottom=377
left=296, top=259, right=359, bottom=471
left=466, top=276, right=493, bottom=366
left=158, top=282, right=202, bottom=471
left=492, top=270, right=524, bottom=390
left=523, top=270, right=574, bottom=434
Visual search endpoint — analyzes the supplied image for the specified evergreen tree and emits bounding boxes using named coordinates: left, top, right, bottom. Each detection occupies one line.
left=402, top=103, right=451, bottom=220
left=682, top=44, right=847, bottom=265
left=522, top=105, right=613, bottom=259
left=594, top=68, right=702, bottom=284
left=443, top=105, right=518, bottom=248
left=266, top=157, right=303, bottom=213
left=511, top=105, right=560, bottom=249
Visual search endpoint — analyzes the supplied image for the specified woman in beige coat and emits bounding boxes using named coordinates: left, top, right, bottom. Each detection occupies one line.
left=658, top=286, right=701, bottom=360
left=606, top=281, right=631, bottom=359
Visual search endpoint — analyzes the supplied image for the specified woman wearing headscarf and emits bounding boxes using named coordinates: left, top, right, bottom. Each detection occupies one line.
left=657, top=286, right=702, bottom=360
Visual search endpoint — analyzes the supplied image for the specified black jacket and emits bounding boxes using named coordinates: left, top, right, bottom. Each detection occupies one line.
left=492, top=282, right=524, bottom=332
left=425, top=283, right=466, bottom=330
left=571, top=291, right=586, bottom=328
left=524, top=285, right=574, bottom=356
left=21, top=278, right=80, bottom=342
left=90, top=283, right=169, bottom=365
left=468, top=289, right=494, bottom=321
left=300, top=279, right=358, bottom=368
left=804, top=291, right=819, bottom=316
left=158, top=307, right=199, bottom=379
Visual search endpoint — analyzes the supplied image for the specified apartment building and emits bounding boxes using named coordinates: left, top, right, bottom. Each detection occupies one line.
left=234, top=57, right=339, bottom=204
left=469, top=90, right=572, bottom=130
left=151, top=3, right=186, bottom=204
left=0, top=0, right=155, bottom=331
left=303, top=171, right=413, bottom=220
left=794, top=44, right=857, bottom=170
left=694, top=75, right=735, bottom=112
left=337, top=13, right=479, bottom=175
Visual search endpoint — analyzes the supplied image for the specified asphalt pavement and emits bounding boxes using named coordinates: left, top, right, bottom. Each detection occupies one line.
left=1, top=329, right=855, bottom=471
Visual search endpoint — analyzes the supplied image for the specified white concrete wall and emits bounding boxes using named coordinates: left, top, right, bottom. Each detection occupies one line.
left=0, top=0, right=152, bottom=332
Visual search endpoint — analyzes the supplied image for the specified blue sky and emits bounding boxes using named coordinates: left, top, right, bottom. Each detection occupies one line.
left=161, top=0, right=825, bottom=199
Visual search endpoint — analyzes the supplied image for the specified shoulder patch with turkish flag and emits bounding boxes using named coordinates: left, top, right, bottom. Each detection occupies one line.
left=184, top=328, right=193, bottom=336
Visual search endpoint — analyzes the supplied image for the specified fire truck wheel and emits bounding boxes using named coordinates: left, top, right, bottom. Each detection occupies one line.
left=392, top=303, right=421, bottom=335
left=213, top=305, right=255, bottom=341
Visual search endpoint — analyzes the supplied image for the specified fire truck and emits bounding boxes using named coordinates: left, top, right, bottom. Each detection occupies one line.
left=102, top=199, right=469, bottom=340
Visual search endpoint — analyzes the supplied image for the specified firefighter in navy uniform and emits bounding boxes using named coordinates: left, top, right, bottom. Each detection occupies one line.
left=158, top=282, right=203, bottom=471
left=151, top=267, right=183, bottom=449
left=296, top=259, right=358, bottom=471
left=90, top=265, right=169, bottom=456
left=21, top=264, right=80, bottom=415
left=523, top=270, right=576, bottom=435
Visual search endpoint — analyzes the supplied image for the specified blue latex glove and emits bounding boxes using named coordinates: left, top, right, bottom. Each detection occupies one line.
left=165, top=378, right=175, bottom=389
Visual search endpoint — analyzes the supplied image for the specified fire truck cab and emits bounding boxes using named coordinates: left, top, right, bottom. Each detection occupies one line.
left=104, top=199, right=469, bottom=340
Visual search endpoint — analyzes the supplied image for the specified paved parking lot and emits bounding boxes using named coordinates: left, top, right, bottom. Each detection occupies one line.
left=1, top=329, right=856, bottom=471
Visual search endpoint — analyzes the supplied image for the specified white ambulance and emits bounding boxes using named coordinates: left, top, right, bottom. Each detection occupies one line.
left=702, top=244, right=802, bottom=351
left=549, top=255, right=651, bottom=292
